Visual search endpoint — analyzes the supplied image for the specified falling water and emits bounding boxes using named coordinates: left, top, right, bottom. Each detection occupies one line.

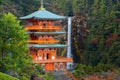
left=67, top=17, right=73, bottom=69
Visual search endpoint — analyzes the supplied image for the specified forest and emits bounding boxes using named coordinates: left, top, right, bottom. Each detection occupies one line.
left=0, top=0, right=120, bottom=80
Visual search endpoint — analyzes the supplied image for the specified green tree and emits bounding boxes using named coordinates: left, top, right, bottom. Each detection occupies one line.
left=72, top=0, right=88, bottom=14
left=0, top=0, right=3, bottom=5
left=83, top=0, right=120, bottom=68
left=0, top=72, right=19, bottom=80
left=51, top=0, right=73, bottom=15
left=0, top=13, right=40, bottom=79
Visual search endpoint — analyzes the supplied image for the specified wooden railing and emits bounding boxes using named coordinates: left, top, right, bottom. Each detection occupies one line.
left=33, top=57, right=73, bottom=63
left=25, top=25, right=61, bottom=31
left=29, top=39, right=59, bottom=44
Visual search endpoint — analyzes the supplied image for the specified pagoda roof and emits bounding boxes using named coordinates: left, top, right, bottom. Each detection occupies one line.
left=29, top=44, right=68, bottom=48
left=28, top=31, right=66, bottom=35
left=20, top=9, right=66, bottom=20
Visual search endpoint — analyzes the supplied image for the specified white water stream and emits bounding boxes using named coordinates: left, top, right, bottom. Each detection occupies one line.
left=67, top=17, right=73, bottom=70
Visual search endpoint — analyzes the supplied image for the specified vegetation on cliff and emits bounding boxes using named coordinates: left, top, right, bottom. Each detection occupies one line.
left=0, top=0, right=120, bottom=79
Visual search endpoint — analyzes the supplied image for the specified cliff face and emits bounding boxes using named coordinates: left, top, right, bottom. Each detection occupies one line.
left=71, top=14, right=89, bottom=63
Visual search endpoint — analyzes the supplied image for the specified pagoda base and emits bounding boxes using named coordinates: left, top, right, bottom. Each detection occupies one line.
left=33, top=57, right=73, bottom=71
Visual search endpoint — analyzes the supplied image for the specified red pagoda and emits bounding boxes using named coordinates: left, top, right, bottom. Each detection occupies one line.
left=20, top=1, right=73, bottom=71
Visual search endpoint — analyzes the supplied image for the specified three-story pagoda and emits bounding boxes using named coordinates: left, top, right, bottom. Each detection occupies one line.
left=20, top=5, right=72, bottom=71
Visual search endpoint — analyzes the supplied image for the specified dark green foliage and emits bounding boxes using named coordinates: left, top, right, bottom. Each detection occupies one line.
left=0, top=72, right=19, bottom=80
left=53, top=0, right=73, bottom=16
left=73, top=64, right=87, bottom=77
left=71, top=0, right=120, bottom=76
left=13, top=0, right=40, bottom=15
left=83, top=0, right=120, bottom=68
left=0, top=0, right=3, bottom=5
left=72, top=0, right=88, bottom=14
left=0, top=13, right=29, bottom=71
left=73, top=63, right=115, bottom=77
left=43, top=72, right=55, bottom=80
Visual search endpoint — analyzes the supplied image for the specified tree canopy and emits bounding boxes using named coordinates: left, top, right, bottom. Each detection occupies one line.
left=74, top=0, right=120, bottom=68
left=0, top=13, right=43, bottom=79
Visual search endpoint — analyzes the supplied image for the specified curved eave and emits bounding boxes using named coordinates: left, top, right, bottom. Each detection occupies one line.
left=34, top=17, right=66, bottom=20
left=27, top=31, right=66, bottom=35
left=20, top=17, right=66, bottom=20
left=20, top=10, right=66, bottom=20
left=29, top=44, right=68, bottom=48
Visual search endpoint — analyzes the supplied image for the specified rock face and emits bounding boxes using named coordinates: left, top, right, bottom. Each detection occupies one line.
left=71, top=14, right=89, bottom=63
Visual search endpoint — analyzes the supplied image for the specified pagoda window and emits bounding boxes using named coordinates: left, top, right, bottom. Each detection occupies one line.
left=39, top=49, right=42, bottom=51
left=54, top=63, right=58, bottom=70
left=30, top=34, right=38, bottom=40
left=37, top=20, right=42, bottom=26
left=54, top=48, right=57, bottom=50
left=44, top=48, right=49, bottom=52
left=49, top=48, right=51, bottom=50
left=38, top=21, right=41, bottom=26
left=49, top=35, right=53, bottom=38
left=48, top=21, right=52, bottom=26
left=44, top=35, right=48, bottom=41
left=50, top=36, right=54, bottom=41
left=51, top=35, right=54, bottom=37
left=46, top=53, right=50, bottom=60
left=33, top=20, right=38, bottom=25
left=43, top=23, right=47, bottom=28
left=44, top=35, right=48, bottom=38
left=37, top=50, right=42, bottom=60
left=41, top=35, right=44, bottom=38
left=38, top=36, right=42, bottom=39
left=59, top=63, right=63, bottom=70
left=43, top=49, right=46, bottom=51
left=51, top=49, right=54, bottom=51
left=44, top=53, right=47, bottom=60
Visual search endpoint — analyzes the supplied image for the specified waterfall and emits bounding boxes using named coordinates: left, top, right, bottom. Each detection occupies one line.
left=67, top=17, right=73, bottom=70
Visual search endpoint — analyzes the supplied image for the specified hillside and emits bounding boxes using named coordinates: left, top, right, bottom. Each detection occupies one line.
left=1, top=0, right=120, bottom=69
left=0, top=0, right=120, bottom=79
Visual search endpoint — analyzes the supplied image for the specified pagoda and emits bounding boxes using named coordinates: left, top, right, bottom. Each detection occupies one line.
left=20, top=1, right=72, bottom=71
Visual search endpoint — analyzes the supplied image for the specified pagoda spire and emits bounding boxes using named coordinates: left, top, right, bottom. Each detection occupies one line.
left=39, top=0, right=45, bottom=10
left=41, top=0, right=43, bottom=8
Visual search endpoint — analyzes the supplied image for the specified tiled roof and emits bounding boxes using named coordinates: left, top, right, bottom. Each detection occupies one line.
left=20, top=9, right=66, bottom=20
left=29, top=44, right=68, bottom=48
left=27, top=31, right=66, bottom=34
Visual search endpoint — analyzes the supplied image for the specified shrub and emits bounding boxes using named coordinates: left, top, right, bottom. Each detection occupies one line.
left=0, top=72, right=19, bottom=80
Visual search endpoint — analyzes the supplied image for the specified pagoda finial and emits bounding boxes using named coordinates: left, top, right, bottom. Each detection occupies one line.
left=39, top=0, right=45, bottom=10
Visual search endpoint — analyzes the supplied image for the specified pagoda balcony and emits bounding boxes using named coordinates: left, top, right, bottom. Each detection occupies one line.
left=33, top=57, right=73, bottom=64
left=24, top=25, right=61, bottom=31
left=29, top=39, right=59, bottom=44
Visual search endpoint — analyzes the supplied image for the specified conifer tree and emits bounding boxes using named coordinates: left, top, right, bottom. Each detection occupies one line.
left=83, top=0, right=120, bottom=67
